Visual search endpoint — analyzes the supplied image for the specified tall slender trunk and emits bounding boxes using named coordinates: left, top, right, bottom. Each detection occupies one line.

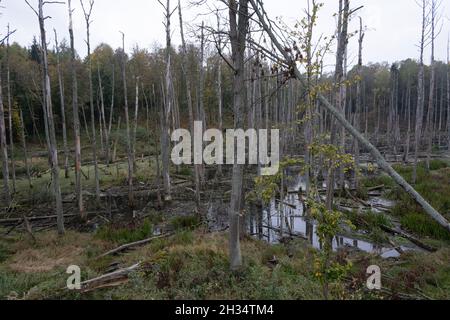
left=426, top=0, right=437, bottom=171
left=68, top=0, right=84, bottom=218
left=354, top=17, right=364, bottom=189
left=97, top=64, right=109, bottom=165
left=132, top=76, right=139, bottom=172
left=228, top=0, right=250, bottom=271
left=81, top=0, right=100, bottom=203
left=0, top=62, right=10, bottom=205
left=6, top=26, right=16, bottom=192
left=447, top=36, right=450, bottom=152
left=107, top=63, right=115, bottom=166
left=54, top=30, right=70, bottom=179
left=18, top=108, right=32, bottom=188
left=178, top=0, right=200, bottom=212
left=36, top=0, right=64, bottom=234
left=120, top=32, right=134, bottom=208
left=413, top=0, right=427, bottom=184
left=160, top=0, right=173, bottom=201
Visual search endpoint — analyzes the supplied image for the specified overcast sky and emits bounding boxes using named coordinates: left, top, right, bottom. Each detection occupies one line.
left=1, top=0, right=449, bottom=67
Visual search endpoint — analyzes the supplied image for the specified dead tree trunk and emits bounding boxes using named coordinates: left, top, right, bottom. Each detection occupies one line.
left=54, top=30, right=70, bottom=179
left=107, top=63, right=115, bottom=166
left=413, top=0, right=428, bottom=183
left=120, top=32, right=134, bottom=208
left=132, top=76, right=140, bottom=172
left=250, top=0, right=450, bottom=233
left=178, top=0, right=201, bottom=212
left=68, top=0, right=85, bottom=218
left=18, top=108, right=32, bottom=188
left=228, top=0, right=250, bottom=271
left=425, top=0, right=439, bottom=170
left=159, top=0, right=173, bottom=201
left=97, top=64, right=109, bottom=165
left=6, top=26, right=16, bottom=192
left=354, top=17, right=364, bottom=189
left=447, top=36, right=450, bottom=152
left=26, top=0, right=65, bottom=234
left=0, top=62, right=10, bottom=205
left=81, top=0, right=101, bottom=204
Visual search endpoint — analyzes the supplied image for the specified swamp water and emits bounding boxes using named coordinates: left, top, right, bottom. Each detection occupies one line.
left=246, top=171, right=416, bottom=258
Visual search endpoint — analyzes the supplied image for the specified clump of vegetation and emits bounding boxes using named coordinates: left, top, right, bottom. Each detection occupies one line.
left=95, top=219, right=154, bottom=244
left=387, top=161, right=450, bottom=241
left=169, top=215, right=200, bottom=231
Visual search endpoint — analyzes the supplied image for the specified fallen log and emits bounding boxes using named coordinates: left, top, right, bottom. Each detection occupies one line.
left=380, top=225, right=437, bottom=253
left=97, top=233, right=174, bottom=258
left=367, top=185, right=385, bottom=192
left=0, top=214, right=78, bottom=224
left=79, top=263, right=141, bottom=292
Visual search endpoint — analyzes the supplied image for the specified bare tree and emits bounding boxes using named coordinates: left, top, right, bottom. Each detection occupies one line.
left=447, top=35, right=450, bottom=152
left=68, top=0, right=85, bottom=218
left=132, top=76, right=140, bottom=171
left=413, top=0, right=429, bottom=183
left=354, top=17, right=365, bottom=189
left=107, top=63, right=115, bottom=166
left=16, top=106, right=32, bottom=189
left=0, top=62, right=10, bottom=205
left=120, top=32, right=134, bottom=208
left=6, top=25, right=16, bottom=193
left=228, top=0, right=250, bottom=270
left=25, top=0, right=65, bottom=234
left=54, top=29, right=70, bottom=179
left=215, top=10, right=223, bottom=177
left=178, top=0, right=201, bottom=212
left=158, top=0, right=174, bottom=201
left=80, top=0, right=100, bottom=203
left=425, top=0, right=442, bottom=170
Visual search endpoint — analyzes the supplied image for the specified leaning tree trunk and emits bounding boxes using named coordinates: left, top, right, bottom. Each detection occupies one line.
left=250, top=0, right=450, bottom=233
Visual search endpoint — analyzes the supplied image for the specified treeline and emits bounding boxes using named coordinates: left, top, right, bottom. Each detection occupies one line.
left=2, top=40, right=449, bottom=153
left=0, top=38, right=235, bottom=144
